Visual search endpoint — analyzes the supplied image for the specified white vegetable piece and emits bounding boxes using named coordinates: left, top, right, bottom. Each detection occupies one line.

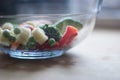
left=0, top=29, right=10, bottom=46
left=2, top=23, right=14, bottom=30
left=32, top=28, right=48, bottom=45
left=17, top=27, right=31, bottom=45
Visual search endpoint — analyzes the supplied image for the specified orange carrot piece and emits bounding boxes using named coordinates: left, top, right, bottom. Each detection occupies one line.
left=10, top=41, right=20, bottom=50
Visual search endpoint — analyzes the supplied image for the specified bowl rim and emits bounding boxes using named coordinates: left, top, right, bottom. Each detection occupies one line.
left=0, top=13, right=92, bottom=18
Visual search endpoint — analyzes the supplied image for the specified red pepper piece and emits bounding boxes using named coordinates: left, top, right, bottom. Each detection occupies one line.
left=58, top=25, right=78, bottom=47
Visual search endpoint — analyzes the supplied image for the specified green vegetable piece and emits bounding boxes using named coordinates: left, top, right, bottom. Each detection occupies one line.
left=55, top=18, right=83, bottom=34
left=26, top=37, right=37, bottom=49
left=26, top=42, right=36, bottom=49
left=3, top=30, right=10, bottom=38
left=14, top=27, right=21, bottom=34
left=9, top=36, right=16, bottom=42
left=49, top=38, right=56, bottom=46
left=42, top=24, right=61, bottom=41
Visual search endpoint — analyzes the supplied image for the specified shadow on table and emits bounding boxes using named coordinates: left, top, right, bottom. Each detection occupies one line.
left=0, top=53, right=77, bottom=72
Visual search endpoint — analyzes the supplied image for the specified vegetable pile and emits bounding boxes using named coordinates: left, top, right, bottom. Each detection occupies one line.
left=0, top=18, right=83, bottom=50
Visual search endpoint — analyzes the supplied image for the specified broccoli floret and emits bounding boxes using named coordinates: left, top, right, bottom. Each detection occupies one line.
left=41, top=24, right=61, bottom=41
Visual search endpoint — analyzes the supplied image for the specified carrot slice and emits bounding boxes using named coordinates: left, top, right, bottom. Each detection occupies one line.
left=10, top=41, right=20, bottom=50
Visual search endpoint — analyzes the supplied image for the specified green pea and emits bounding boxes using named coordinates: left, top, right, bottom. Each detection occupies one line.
left=14, top=28, right=21, bottom=34
left=9, top=36, right=16, bottom=42
left=49, top=38, right=56, bottom=46
left=3, top=30, right=10, bottom=38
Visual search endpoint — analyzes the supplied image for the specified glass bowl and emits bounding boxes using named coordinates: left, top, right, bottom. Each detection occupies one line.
left=0, top=0, right=102, bottom=59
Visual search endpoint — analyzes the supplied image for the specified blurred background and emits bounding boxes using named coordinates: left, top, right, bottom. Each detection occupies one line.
left=96, top=0, right=120, bottom=29
left=0, top=0, right=120, bottom=29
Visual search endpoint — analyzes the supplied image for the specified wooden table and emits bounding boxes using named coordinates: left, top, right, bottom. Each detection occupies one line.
left=0, top=29, right=120, bottom=80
